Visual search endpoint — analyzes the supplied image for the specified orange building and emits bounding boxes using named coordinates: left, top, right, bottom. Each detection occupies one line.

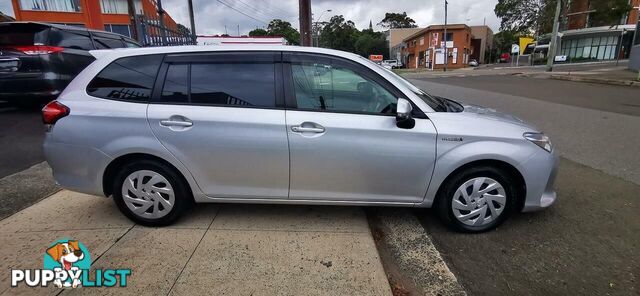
left=11, top=0, right=179, bottom=38
left=402, top=24, right=472, bottom=70
left=566, top=0, right=639, bottom=30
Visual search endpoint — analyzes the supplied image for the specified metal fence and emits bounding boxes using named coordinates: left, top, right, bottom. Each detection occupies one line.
left=135, top=14, right=195, bottom=47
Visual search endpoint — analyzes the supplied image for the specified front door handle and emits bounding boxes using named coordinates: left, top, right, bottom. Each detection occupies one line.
left=291, top=126, right=325, bottom=133
left=160, top=120, right=193, bottom=127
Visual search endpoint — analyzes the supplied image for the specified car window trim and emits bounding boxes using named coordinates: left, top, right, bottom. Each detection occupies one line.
left=282, top=52, right=427, bottom=119
left=151, top=51, right=284, bottom=109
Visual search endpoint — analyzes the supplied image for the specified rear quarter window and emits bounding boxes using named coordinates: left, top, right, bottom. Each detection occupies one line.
left=86, top=54, right=163, bottom=102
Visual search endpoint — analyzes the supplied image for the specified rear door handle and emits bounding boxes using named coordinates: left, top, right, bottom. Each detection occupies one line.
left=291, top=126, right=325, bottom=133
left=160, top=120, right=193, bottom=127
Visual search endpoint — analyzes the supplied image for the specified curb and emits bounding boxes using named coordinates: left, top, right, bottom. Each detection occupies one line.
left=518, top=73, right=640, bottom=88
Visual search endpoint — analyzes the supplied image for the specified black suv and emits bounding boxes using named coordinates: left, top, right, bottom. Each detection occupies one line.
left=0, top=22, right=141, bottom=107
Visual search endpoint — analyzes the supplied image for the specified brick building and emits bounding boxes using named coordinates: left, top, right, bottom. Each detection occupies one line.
left=10, top=0, right=179, bottom=38
left=401, top=24, right=471, bottom=70
left=552, top=0, right=640, bottom=64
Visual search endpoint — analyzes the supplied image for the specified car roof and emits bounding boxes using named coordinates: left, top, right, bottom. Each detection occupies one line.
left=2, top=21, right=136, bottom=41
left=89, top=45, right=365, bottom=61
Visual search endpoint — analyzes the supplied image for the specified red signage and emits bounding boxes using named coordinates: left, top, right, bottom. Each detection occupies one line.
left=369, top=55, right=383, bottom=62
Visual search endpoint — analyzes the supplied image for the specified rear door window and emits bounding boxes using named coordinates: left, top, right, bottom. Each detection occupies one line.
left=190, top=63, right=276, bottom=107
left=161, top=64, right=189, bottom=103
left=87, top=54, right=163, bottom=102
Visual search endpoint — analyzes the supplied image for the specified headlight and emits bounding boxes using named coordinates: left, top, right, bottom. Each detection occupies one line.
left=524, top=132, right=553, bottom=152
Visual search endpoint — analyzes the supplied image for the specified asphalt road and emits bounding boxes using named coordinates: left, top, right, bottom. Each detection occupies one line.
left=408, top=75, right=639, bottom=295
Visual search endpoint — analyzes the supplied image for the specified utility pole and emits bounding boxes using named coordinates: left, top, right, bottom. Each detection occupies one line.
left=126, top=0, right=138, bottom=41
left=443, top=0, right=448, bottom=72
left=546, top=0, right=562, bottom=72
left=187, top=0, right=196, bottom=44
left=299, top=0, right=312, bottom=46
left=157, top=0, right=167, bottom=46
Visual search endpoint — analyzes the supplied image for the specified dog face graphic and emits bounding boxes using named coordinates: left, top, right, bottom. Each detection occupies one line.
left=46, top=240, right=84, bottom=270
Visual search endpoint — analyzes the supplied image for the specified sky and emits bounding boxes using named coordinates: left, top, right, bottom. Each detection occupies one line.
left=0, top=0, right=501, bottom=35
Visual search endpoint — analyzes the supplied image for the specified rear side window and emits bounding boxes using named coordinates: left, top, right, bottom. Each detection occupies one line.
left=92, top=33, right=125, bottom=49
left=189, top=63, right=275, bottom=107
left=87, top=55, right=163, bottom=102
left=48, top=29, right=93, bottom=50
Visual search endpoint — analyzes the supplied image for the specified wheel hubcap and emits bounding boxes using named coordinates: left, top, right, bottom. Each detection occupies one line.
left=121, top=170, right=175, bottom=219
left=451, top=177, right=507, bottom=226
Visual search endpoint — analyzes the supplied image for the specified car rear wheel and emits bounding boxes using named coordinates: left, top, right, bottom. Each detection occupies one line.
left=112, top=160, right=191, bottom=226
left=436, top=166, right=518, bottom=233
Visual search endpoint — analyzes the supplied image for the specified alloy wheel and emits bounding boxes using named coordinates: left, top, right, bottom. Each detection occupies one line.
left=451, top=177, right=507, bottom=226
left=121, top=170, right=175, bottom=219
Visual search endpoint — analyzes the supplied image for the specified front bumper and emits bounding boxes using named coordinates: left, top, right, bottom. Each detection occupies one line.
left=521, top=147, right=559, bottom=212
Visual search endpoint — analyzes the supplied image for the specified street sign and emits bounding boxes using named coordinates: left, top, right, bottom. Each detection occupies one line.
left=511, top=44, right=520, bottom=54
left=554, top=55, right=567, bottom=62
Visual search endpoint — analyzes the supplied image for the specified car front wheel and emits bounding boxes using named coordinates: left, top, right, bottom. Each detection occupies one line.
left=112, top=160, right=191, bottom=226
left=436, top=166, right=518, bottom=233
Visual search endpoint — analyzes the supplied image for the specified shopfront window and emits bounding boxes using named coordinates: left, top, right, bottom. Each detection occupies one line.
left=560, top=35, right=619, bottom=61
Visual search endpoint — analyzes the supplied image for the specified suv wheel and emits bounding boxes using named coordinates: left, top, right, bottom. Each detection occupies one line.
left=436, top=166, right=518, bottom=233
left=112, top=160, right=191, bottom=226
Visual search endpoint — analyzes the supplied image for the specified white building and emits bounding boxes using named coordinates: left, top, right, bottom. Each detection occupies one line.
left=197, top=35, right=287, bottom=46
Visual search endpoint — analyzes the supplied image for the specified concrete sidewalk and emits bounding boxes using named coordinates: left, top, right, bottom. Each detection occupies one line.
left=1, top=191, right=391, bottom=296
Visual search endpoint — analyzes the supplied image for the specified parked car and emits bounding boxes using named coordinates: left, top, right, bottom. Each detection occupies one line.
left=468, top=59, right=479, bottom=67
left=43, top=45, right=558, bottom=233
left=382, top=59, right=400, bottom=69
left=498, top=53, right=511, bottom=63
left=0, top=22, right=140, bottom=107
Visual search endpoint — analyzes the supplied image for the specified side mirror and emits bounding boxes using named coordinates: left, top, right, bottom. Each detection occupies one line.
left=396, top=98, right=415, bottom=129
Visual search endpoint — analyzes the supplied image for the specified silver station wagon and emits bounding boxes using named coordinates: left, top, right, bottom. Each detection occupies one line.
left=43, top=45, right=558, bottom=232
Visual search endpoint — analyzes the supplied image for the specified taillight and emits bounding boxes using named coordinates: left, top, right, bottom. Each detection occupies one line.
left=42, top=101, right=69, bottom=125
left=13, top=45, right=64, bottom=55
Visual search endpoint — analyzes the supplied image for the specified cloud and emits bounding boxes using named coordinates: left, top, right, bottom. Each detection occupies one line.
left=0, top=0, right=501, bottom=35
left=162, top=0, right=500, bottom=35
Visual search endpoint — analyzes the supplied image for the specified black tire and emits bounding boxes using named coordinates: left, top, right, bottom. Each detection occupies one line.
left=435, top=165, right=519, bottom=233
left=112, top=159, right=192, bottom=226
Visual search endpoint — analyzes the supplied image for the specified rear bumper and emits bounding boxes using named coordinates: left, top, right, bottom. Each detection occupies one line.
left=0, top=75, right=69, bottom=102
left=44, top=136, right=112, bottom=197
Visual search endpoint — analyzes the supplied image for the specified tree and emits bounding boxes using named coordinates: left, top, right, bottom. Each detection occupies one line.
left=248, top=28, right=268, bottom=37
left=355, top=31, right=389, bottom=58
left=319, top=15, right=360, bottom=52
left=176, top=23, right=191, bottom=35
left=377, top=12, right=417, bottom=29
left=590, top=0, right=632, bottom=27
left=494, top=0, right=553, bottom=35
left=266, top=19, right=300, bottom=45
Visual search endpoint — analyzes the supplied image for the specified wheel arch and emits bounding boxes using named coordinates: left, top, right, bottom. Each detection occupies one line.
left=102, top=153, right=194, bottom=202
left=430, top=159, right=527, bottom=211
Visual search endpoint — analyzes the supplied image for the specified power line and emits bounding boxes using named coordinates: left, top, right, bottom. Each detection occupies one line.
left=230, top=0, right=285, bottom=21
left=254, top=0, right=294, bottom=16
left=216, top=0, right=268, bottom=24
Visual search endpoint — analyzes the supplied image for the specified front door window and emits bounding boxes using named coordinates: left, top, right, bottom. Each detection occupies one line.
left=291, top=62, right=397, bottom=115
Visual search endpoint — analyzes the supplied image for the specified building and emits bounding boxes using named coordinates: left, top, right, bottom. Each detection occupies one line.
left=197, top=35, right=287, bottom=46
left=384, top=28, right=423, bottom=63
left=401, top=24, right=472, bottom=70
left=469, top=25, right=493, bottom=64
left=10, top=0, right=179, bottom=39
left=551, top=0, right=639, bottom=64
